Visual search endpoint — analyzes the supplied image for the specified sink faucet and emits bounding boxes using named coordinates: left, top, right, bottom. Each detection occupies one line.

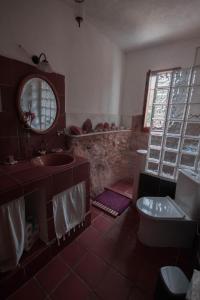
left=38, top=139, right=47, bottom=155
left=57, top=128, right=66, bottom=136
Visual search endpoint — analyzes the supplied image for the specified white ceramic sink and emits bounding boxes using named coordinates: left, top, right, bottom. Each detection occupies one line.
left=31, top=153, right=75, bottom=167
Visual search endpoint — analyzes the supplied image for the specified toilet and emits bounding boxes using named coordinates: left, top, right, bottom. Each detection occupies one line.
left=136, top=169, right=200, bottom=248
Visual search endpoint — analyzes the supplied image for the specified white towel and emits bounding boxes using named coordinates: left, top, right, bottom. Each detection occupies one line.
left=53, top=182, right=86, bottom=241
left=0, top=197, right=25, bottom=272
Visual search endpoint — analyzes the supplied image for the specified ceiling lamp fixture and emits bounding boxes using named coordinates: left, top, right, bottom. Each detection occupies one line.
left=74, top=0, right=85, bottom=28
left=32, top=53, right=53, bottom=73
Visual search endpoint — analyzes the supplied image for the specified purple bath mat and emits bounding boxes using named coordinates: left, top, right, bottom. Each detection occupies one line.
left=92, top=190, right=131, bottom=217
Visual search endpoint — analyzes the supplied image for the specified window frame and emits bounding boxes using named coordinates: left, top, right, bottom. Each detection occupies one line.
left=142, top=67, right=181, bottom=132
left=144, top=66, right=200, bottom=181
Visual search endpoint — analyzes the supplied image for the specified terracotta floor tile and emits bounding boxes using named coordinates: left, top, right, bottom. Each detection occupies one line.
left=87, top=292, right=100, bottom=300
left=51, top=273, right=90, bottom=300
left=92, top=215, right=113, bottom=233
left=105, top=222, right=137, bottom=244
left=95, top=267, right=133, bottom=300
left=111, top=252, right=140, bottom=282
left=91, top=206, right=102, bottom=222
left=91, top=211, right=100, bottom=222
left=8, top=278, right=45, bottom=300
left=59, top=240, right=87, bottom=268
left=101, top=211, right=116, bottom=223
left=75, top=252, right=108, bottom=289
left=136, top=262, right=159, bottom=295
left=91, top=236, right=122, bottom=264
left=129, top=287, right=154, bottom=300
left=7, top=204, right=195, bottom=300
left=35, top=256, right=70, bottom=294
left=133, top=241, right=178, bottom=268
left=0, top=266, right=26, bottom=299
left=78, top=226, right=101, bottom=250
left=116, top=207, right=139, bottom=228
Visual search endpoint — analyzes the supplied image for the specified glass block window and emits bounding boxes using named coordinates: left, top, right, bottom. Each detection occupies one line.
left=145, top=67, right=200, bottom=180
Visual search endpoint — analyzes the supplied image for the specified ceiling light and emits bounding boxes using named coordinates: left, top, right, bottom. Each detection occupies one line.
left=74, top=0, right=85, bottom=27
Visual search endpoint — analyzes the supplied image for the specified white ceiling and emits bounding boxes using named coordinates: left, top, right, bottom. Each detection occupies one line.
left=64, top=0, right=200, bottom=51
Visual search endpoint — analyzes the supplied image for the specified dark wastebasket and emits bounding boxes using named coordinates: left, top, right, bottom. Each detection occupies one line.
left=154, top=266, right=189, bottom=300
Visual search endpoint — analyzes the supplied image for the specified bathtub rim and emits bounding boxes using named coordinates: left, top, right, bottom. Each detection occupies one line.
left=136, top=196, right=191, bottom=221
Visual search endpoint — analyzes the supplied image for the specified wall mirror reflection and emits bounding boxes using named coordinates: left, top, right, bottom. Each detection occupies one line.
left=18, top=76, right=59, bottom=133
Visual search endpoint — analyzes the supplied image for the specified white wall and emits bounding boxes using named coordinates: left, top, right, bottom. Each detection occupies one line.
left=2, top=0, right=200, bottom=127
left=122, top=37, right=200, bottom=116
left=0, top=0, right=124, bottom=125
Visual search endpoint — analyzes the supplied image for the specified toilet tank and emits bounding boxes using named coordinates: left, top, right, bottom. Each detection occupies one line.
left=175, top=169, right=200, bottom=222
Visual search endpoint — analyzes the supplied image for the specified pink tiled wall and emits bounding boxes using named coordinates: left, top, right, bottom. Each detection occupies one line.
left=0, top=55, right=66, bottom=161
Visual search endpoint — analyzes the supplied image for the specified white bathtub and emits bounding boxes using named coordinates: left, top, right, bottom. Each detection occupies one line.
left=136, top=196, right=196, bottom=248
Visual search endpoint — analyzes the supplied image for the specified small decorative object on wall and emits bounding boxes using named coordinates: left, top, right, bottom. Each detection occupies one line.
left=82, top=118, right=92, bottom=133
left=74, top=0, right=85, bottom=27
left=69, top=126, right=82, bottom=135
left=95, top=123, right=104, bottom=132
left=103, top=122, right=110, bottom=131
left=17, top=75, right=59, bottom=134
left=111, top=122, right=117, bottom=130
left=22, top=111, right=36, bottom=128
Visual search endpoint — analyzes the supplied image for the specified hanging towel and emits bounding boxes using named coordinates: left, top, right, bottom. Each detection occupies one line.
left=0, top=197, right=25, bottom=272
left=53, top=181, right=86, bottom=241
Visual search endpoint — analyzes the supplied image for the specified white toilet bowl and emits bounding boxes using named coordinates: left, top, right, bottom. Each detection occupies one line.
left=136, top=169, right=199, bottom=248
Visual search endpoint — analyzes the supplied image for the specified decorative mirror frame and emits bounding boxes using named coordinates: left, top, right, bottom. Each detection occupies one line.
left=17, top=74, right=60, bottom=134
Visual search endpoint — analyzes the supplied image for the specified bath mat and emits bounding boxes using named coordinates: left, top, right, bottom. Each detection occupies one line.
left=92, top=190, right=131, bottom=217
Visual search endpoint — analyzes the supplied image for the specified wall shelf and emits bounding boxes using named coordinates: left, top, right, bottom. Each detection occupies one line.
left=67, top=129, right=131, bottom=138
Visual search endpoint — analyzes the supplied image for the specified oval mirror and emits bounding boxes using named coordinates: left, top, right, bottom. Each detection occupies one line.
left=17, top=75, right=59, bottom=134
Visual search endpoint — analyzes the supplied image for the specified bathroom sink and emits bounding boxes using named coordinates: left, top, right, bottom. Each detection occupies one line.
left=31, top=153, right=75, bottom=167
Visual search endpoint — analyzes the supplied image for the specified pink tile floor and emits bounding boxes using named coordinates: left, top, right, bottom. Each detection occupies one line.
left=7, top=206, right=193, bottom=300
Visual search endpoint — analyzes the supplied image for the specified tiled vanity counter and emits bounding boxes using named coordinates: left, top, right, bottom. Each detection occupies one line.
left=0, top=155, right=91, bottom=299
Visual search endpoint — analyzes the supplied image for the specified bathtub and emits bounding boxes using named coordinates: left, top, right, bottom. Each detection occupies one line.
left=136, top=196, right=196, bottom=248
